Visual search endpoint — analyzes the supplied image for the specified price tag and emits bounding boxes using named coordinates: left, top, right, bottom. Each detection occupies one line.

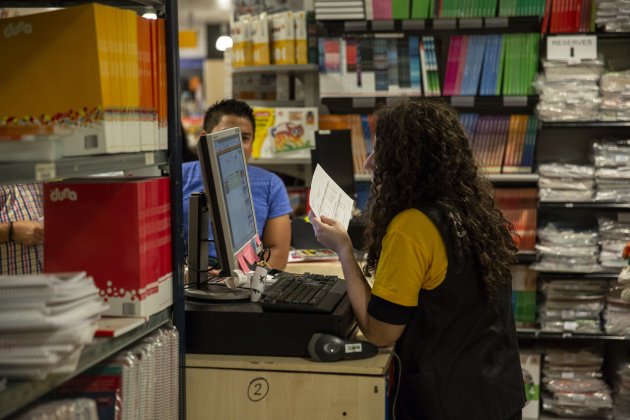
left=450, top=96, right=475, bottom=107
left=547, top=35, right=597, bottom=61
left=619, top=213, right=630, bottom=223
left=565, top=203, right=574, bottom=208
left=35, top=163, right=56, bottom=181
left=145, top=152, right=155, bottom=165
left=561, top=372, right=575, bottom=379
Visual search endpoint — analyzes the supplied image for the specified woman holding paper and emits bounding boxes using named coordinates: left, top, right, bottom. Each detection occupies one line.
left=309, top=99, right=525, bottom=420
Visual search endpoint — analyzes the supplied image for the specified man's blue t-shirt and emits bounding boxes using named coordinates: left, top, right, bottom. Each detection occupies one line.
left=181, top=161, right=292, bottom=258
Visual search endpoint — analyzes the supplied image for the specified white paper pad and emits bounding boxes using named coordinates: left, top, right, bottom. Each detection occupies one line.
left=309, top=164, right=354, bottom=230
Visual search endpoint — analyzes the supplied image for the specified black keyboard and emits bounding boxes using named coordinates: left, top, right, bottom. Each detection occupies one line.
left=260, top=271, right=347, bottom=314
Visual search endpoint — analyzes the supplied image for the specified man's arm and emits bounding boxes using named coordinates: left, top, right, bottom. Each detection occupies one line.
left=261, top=214, right=291, bottom=270
left=0, top=221, right=44, bottom=245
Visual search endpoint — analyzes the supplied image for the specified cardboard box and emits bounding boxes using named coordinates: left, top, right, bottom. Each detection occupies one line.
left=511, top=265, right=537, bottom=328
left=270, top=11, right=295, bottom=65
left=252, top=15, right=271, bottom=66
left=520, top=352, right=541, bottom=419
left=253, top=107, right=318, bottom=158
left=43, top=177, right=172, bottom=317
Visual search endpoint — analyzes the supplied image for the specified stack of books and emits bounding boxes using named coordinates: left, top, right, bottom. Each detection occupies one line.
left=315, top=0, right=366, bottom=20
left=0, top=4, right=168, bottom=157
left=319, top=36, right=440, bottom=97
left=0, top=272, right=108, bottom=380
left=443, top=33, right=539, bottom=96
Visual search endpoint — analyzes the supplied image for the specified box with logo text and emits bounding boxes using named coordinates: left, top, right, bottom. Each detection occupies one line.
left=43, top=177, right=172, bottom=317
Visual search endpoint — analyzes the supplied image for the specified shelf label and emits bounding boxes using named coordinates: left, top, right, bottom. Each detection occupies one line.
left=503, top=96, right=528, bottom=107
left=371, top=20, right=394, bottom=31
left=484, top=17, right=508, bottom=28
left=561, top=372, right=575, bottom=379
left=402, top=20, right=425, bottom=30
left=564, top=203, right=574, bottom=208
left=352, top=97, right=376, bottom=109
left=547, top=35, right=597, bottom=62
left=450, top=96, right=475, bottom=107
left=145, top=152, right=155, bottom=165
left=345, top=21, right=367, bottom=32
left=433, top=19, right=456, bottom=29
left=35, top=163, right=56, bottom=181
left=459, top=18, right=482, bottom=29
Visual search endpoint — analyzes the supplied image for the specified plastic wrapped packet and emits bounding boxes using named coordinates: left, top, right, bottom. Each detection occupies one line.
left=539, top=188, right=594, bottom=202
left=543, top=398, right=613, bottom=418
left=544, top=377, right=611, bottom=393
left=537, top=224, right=599, bottom=246
left=538, top=163, right=595, bottom=178
left=540, top=319, right=602, bottom=334
left=553, top=390, right=614, bottom=409
left=539, top=176, right=595, bottom=190
left=15, top=398, right=99, bottom=420
left=536, top=244, right=599, bottom=258
left=600, top=71, right=630, bottom=94
left=545, top=348, right=604, bottom=366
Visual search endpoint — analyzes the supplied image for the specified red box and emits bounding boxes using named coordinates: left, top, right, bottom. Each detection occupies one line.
left=44, top=177, right=172, bottom=317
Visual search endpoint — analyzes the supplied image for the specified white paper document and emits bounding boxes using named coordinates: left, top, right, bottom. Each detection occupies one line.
left=309, top=164, right=354, bottom=230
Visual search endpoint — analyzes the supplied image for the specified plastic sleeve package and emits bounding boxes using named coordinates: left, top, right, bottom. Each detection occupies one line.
left=15, top=398, right=99, bottom=420
left=538, top=176, right=595, bottom=190
left=544, top=377, right=610, bottom=393
left=538, top=163, right=596, bottom=178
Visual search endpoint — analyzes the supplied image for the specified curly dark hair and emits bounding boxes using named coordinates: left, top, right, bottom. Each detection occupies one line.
left=203, top=99, right=256, bottom=136
left=362, top=98, right=517, bottom=304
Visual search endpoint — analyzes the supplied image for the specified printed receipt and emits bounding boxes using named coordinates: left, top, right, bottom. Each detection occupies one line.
left=309, top=164, right=354, bottom=230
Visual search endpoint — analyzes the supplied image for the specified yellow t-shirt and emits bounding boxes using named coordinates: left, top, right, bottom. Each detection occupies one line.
left=371, top=209, right=448, bottom=307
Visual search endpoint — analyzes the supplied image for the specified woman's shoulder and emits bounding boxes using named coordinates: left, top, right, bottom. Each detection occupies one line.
left=391, top=208, right=435, bottom=228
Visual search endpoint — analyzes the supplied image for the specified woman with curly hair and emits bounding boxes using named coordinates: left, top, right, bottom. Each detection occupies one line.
left=310, top=99, right=525, bottom=420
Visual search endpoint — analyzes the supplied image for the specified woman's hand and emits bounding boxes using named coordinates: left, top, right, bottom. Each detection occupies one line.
left=308, top=210, right=353, bottom=257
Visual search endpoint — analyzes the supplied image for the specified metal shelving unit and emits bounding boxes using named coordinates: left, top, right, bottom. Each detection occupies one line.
left=0, top=151, right=168, bottom=186
left=517, top=328, right=630, bottom=341
left=0, top=309, right=171, bottom=419
left=0, top=1, right=186, bottom=418
left=539, top=201, right=630, bottom=210
left=232, top=64, right=318, bottom=75
left=321, top=95, right=539, bottom=115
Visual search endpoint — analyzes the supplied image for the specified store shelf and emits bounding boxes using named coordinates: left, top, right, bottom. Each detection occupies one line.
left=541, top=121, right=630, bottom=128
left=321, top=95, right=538, bottom=114
left=487, top=173, right=539, bottom=184
left=318, top=16, right=541, bottom=36
left=233, top=64, right=318, bottom=75
left=251, top=157, right=311, bottom=166
left=517, top=251, right=537, bottom=263
left=246, top=100, right=306, bottom=107
left=0, top=151, right=168, bottom=185
left=535, top=271, right=620, bottom=280
left=1, top=0, right=164, bottom=7
left=0, top=308, right=171, bottom=419
left=539, top=201, right=630, bottom=210
left=517, top=329, right=630, bottom=341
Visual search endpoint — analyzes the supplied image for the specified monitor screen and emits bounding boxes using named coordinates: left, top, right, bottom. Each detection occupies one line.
left=197, top=127, right=261, bottom=277
left=311, top=130, right=356, bottom=198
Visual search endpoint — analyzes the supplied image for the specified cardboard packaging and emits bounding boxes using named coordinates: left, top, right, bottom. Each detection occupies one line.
left=43, top=177, right=172, bottom=318
left=520, top=352, right=541, bottom=419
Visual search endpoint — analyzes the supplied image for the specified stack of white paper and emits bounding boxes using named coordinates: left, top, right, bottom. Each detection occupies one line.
left=0, top=272, right=108, bottom=380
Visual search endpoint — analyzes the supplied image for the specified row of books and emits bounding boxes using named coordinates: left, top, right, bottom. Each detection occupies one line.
left=319, top=36, right=441, bottom=97
left=0, top=4, right=169, bottom=156
left=495, top=188, right=538, bottom=252
left=331, top=0, right=548, bottom=19
left=231, top=11, right=314, bottom=67
left=319, top=114, right=375, bottom=175
left=545, top=0, right=596, bottom=33
left=443, top=33, right=539, bottom=96
left=460, top=113, right=538, bottom=174
left=318, top=112, right=537, bottom=177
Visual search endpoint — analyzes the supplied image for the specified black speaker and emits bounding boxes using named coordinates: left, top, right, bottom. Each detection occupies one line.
left=307, top=333, right=379, bottom=362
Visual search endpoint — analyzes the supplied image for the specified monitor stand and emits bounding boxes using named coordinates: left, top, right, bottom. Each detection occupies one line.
left=185, top=192, right=250, bottom=302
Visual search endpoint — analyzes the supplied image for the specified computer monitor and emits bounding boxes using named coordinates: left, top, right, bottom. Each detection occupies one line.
left=311, top=130, right=356, bottom=199
left=186, top=127, right=262, bottom=301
